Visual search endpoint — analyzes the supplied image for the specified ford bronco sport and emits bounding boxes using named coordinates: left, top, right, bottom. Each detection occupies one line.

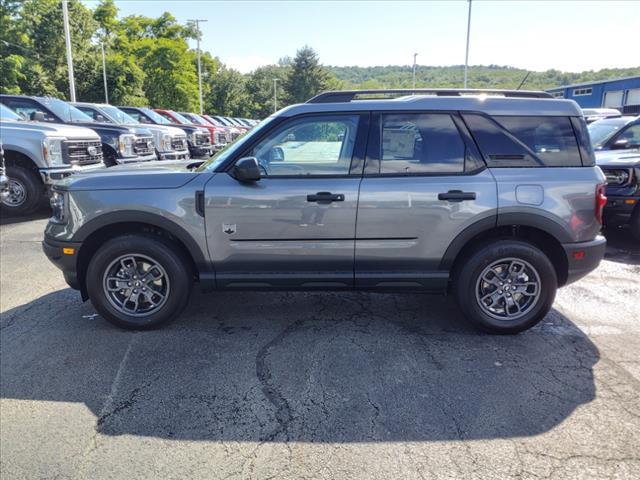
left=43, top=89, right=607, bottom=333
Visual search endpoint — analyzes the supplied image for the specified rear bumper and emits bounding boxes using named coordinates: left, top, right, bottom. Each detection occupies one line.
left=42, top=236, right=82, bottom=290
left=562, top=235, right=606, bottom=285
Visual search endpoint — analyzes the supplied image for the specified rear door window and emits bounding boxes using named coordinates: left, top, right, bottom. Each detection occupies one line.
left=373, top=113, right=466, bottom=174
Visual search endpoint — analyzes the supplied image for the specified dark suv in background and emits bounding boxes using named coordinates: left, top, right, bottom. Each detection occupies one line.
left=0, top=95, right=156, bottom=167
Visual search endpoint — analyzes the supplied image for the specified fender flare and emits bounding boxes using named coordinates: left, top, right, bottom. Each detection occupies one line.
left=439, top=212, right=571, bottom=271
left=74, top=210, right=209, bottom=271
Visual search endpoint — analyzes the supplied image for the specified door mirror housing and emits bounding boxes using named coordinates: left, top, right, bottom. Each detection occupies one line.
left=233, top=157, right=261, bottom=182
left=611, top=138, right=630, bottom=150
left=96, top=114, right=106, bottom=122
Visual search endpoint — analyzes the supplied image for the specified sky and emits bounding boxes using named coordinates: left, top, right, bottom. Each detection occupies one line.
left=81, top=0, right=640, bottom=73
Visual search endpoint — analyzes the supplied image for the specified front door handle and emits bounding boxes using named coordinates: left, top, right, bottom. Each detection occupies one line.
left=438, top=190, right=476, bottom=202
left=307, top=192, right=345, bottom=204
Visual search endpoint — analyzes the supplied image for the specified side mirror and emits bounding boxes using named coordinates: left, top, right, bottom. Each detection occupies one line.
left=96, top=114, right=106, bottom=122
left=233, top=157, right=261, bottom=182
left=30, top=111, right=45, bottom=122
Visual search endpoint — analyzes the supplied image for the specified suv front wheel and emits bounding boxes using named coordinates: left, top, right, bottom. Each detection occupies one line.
left=454, top=240, right=557, bottom=334
left=86, top=234, right=193, bottom=329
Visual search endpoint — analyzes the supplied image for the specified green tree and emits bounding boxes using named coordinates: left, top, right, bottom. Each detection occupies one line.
left=283, top=46, right=332, bottom=104
left=245, top=64, right=290, bottom=118
left=205, top=66, right=250, bottom=116
left=135, top=38, right=198, bottom=110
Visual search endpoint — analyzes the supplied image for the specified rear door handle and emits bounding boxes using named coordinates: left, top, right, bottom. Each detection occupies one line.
left=438, top=190, right=476, bottom=202
left=307, top=192, right=345, bottom=204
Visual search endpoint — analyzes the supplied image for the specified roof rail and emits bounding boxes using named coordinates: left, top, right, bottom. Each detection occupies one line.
left=307, top=89, right=553, bottom=103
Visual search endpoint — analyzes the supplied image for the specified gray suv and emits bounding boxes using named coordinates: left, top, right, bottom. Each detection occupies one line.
left=43, top=89, right=607, bottom=334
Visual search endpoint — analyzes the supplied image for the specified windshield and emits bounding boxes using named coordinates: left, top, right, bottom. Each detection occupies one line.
left=169, top=111, right=192, bottom=124
left=101, top=105, right=138, bottom=125
left=214, top=116, right=232, bottom=126
left=588, top=118, right=629, bottom=147
left=141, top=108, right=171, bottom=124
left=196, top=115, right=277, bottom=172
left=184, top=113, right=207, bottom=126
left=41, top=97, right=93, bottom=123
left=203, top=115, right=223, bottom=126
left=0, top=104, right=22, bottom=121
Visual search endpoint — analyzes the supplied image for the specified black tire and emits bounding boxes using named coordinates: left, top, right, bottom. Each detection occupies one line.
left=86, top=234, right=193, bottom=330
left=1, top=166, right=42, bottom=215
left=454, top=240, right=557, bottom=334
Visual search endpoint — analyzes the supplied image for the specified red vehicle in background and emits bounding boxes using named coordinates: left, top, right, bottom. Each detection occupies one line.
left=180, top=112, right=231, bottom=149
left=154, top=109, right=223, bottom=151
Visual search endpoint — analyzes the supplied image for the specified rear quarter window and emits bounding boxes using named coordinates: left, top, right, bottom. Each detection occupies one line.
left=495, top=116, right=582, bottom=167
left=462, top=114, right=583, bottom=167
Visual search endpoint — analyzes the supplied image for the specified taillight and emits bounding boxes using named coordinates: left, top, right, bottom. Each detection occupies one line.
left=595, top=183, right=607, bottom=225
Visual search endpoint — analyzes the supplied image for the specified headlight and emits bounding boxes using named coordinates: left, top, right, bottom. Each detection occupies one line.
left=159, top=133, right=174, bottom=152
left=190, top=131, right=198, bottom=143
left=43, top=137, right=65, bottom=166
left=118, top=134, right=135, bottom=157
left=604, top=169, right=630, bottom=186
left=49, top=190, right=67, bottom=224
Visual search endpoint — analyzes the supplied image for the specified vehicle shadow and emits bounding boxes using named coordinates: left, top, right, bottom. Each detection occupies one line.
left=0, top=203, right=50, bottom=226
left=603, top=227, right=640, bottom=265
left=1, top=289, right=598, bottom=443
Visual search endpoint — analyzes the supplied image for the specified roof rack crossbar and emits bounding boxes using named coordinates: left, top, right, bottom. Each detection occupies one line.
left=307, top=89, right=553, bottom=103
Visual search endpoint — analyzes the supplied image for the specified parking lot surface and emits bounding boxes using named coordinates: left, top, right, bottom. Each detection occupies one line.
left=1, top=210, right=639, bottom=480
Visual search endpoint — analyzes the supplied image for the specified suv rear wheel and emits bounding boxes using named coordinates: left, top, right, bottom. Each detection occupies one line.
left=86, top=235, right=192, bottom=329
left=1, top=166, right=42, bottom=215
left=454, top=240, right=557, bottom=334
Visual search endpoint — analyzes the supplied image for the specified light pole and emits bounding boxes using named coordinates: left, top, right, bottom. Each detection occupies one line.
left=188, top=19, right=208, bottom=114
left=273, top=78, right=279, bottom=113
left=101, top=42, right=109, bottom=103
left=412, top=53, right=418, bottom=90
left=61, top=0, right=76, bottom=101
left=464, top=0, right=472, bottom=88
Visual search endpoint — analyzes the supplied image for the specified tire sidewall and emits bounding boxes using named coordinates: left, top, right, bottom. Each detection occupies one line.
left=86, top=235, right=192, bottom=329
left=455, top=240, right=557, bottom=334
left=2, top=166, right=42, bottom=215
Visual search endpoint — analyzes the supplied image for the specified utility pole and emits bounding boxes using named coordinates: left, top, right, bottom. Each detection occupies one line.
left=188, top=19, right=208, bottom=114
left=464, top=0, right=472, bottom=88
left=101, top=42, right=109, bottom=103
left=61, top=0, right=76, bottom=101
left=412, top=53, right=418, bottom=90
left=273, top=78, right=279, bottom=113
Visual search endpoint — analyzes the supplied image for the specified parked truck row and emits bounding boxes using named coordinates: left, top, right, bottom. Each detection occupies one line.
left=0, top=94, right=259, bottom=214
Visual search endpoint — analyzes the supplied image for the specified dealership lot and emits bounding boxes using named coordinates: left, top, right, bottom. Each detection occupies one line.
left=1, top=212, right=639, bottom=479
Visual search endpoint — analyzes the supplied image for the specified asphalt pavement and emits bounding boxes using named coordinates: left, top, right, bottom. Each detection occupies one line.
left=1, top=208, right=639, bottom=479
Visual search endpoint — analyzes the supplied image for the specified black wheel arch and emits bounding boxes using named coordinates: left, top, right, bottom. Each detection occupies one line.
left=442, top=213, right=571, bottom=287
left=73, top=211, right=213, bottom=298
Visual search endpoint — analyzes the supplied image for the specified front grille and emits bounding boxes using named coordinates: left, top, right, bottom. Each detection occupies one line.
left=195, top=133, right=211, bottom=146
left=134, top=135, right=154, bottom=155
left=63, top=139, right=103, bottom=165
left=171, top=136, right=187, bottom=150
left=214, top=131, right=225, bottom=145
left=230, top=132, right=242, bottom=141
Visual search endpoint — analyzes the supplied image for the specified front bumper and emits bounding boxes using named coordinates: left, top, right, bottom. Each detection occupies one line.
left=562, top=235, right=607, bottom=285
left=42, top=236, right=83, bottom=290
left=39, top=163, right=106, bottom=185
left=603, top=195, right=639, bottom=227
left=213, top=143, right=227, bottom=152
left=158, top=150, right=190, bottom=161
left=117, top=152, right=157, bottom=164
left=189, top=144, right=214, bottom=158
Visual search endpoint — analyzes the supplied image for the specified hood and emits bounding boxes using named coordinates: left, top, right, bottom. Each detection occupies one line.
left=56, top=160, right=207, bottom=191
left=596, top=150, right=640, bottom=168
left=69, top=121, right=137, bottom=134
left=142, top=124, right=186, bottom=137
left=0, top=120, right=100, bottom=139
